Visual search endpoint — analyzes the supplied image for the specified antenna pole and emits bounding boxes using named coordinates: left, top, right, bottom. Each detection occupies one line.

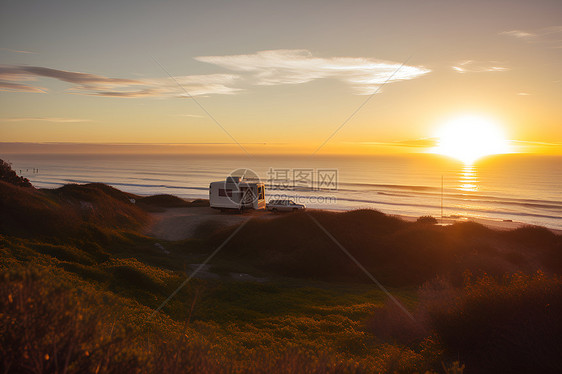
left=441, top=175, right=444, bottom=222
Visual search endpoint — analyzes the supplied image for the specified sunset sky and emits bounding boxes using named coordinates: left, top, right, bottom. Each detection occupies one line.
left=1, top=0, right=561, bottom=155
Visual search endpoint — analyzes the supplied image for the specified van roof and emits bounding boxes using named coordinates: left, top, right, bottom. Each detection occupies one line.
left=210, top=180, right=264, bottom=186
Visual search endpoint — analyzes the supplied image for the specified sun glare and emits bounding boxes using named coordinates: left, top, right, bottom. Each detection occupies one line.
left=431, top=115, right=511, bottom=164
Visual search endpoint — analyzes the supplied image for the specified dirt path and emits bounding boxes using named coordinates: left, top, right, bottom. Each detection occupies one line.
left=147, top=207, right=276, bottom=241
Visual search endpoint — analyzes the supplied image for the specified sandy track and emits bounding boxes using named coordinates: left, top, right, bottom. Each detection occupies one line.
left=147, top=207, right=275, bottom=241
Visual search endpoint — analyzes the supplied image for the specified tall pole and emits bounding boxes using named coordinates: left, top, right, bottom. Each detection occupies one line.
left=441, top=175, right=444, bottom=222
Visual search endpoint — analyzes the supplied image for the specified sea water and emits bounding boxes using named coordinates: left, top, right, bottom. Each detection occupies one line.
left=4, top=153, right=561, bottom=230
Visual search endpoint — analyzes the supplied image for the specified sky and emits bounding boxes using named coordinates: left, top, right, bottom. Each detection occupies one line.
left=0, top=0, right=561, bottom=155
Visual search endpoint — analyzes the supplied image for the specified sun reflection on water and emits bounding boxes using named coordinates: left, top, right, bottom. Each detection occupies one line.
left=458, top=164, right=479, bottom=192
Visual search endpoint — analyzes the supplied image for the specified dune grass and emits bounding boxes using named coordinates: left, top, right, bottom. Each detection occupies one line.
left=0, top=248, right=431, bottom=373
left=210, top=209, right=561, bottom=286
left=1, top=177, right=562, bottom=373
left=424, top=272, right=562, bottom=373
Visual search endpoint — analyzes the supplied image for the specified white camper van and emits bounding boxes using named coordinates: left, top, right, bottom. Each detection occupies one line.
left=209, top=176, right=266, bottom=211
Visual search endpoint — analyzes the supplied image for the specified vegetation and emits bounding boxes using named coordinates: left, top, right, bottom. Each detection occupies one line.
left=425, top=273, right=562, bottom=373
left=0, top=159, right=32, bottom=188
left=135, top=194, right=209, bottom=212
left=366, top=273, right=562, bottom=373
left=213, top=209, right=562, bottom=286
left=1, top=175, right=561, bottom=373
left=416, top=215, right=438, bottom=224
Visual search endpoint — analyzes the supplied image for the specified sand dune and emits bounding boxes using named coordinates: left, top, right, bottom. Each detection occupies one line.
left=147, top=206, right=561, bottom=241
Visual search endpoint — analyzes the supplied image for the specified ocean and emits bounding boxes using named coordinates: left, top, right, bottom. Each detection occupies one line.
left=4, top=153, right=562, bottom=230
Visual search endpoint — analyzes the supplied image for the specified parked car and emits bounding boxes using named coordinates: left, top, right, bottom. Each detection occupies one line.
left=267, top=199, right=306, bottom=212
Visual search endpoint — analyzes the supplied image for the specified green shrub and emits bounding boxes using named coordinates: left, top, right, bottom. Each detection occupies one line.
left=0, top=268, right=436, bottom=373
left=416, top=215, right=438, bottom=224
left=109, top=264, right=165, bottom=295
left=59, top=262, right=108, bottom=283
left=0, top=181, right=149, bottom=239
left=30, top=242, right=94, bottom=265
left=189, top=199, right=210, bottom=207
left=0, top=159, right=32, bottom=187
left=425, top=272, right=562, bottom=373
left=137, top=194, right=191, bottom=208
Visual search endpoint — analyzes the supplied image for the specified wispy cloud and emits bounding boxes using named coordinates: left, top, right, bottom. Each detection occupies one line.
left=500, top=26, right=562, bottom=48
left=196, top=49, right=430, bottom=95
left=1, top=51, right=430, bottom=98
left=141, top=74, right=241, bottom=97
left=0, top=80, right=46, bottom=93
left=511, top=140, right=561, bottom=147
left=510, top=140, right=562, bottom=153
left=500, top=30, right=536, bottom=40
left=348, top=137, right=438, bottom=148
left=452, top=60, right=509, bottom=73
left=0, top=48, right=36, bottom=54
left=1, top=117, right=92, bottom=123
left=0, top=65, right=240, bottom=97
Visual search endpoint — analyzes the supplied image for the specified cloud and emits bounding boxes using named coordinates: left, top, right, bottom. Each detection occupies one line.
left=1, top=117, right=92, bottom=123
left=0, top=50, right=430, bottom=98
left=500, top=30, right=536, bottom=39
left=510, top=140, right=561, bottom=147
left=0, top=80, right=46, bottom=93
left=0, top=65, right=241, bottom=97
left=452, top=60, right=509, bottom=73
left=142, top=74, right=241, bottom=97
left=196, top=49, right=430, bottom=95
left=500, top=26, right=562, bottom=48
left=510, top=140, right=562, bottom=153
left=348, top=137, right=438, bottom=148
left=12, top=66, right=140, bottom=87
left=0, top=48, right=36, bottom=54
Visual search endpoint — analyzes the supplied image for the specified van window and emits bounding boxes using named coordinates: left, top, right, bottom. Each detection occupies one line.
left=219, top=189, right=232, bottom=197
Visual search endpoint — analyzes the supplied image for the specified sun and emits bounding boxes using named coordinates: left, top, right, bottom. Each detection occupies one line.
left=431, top=115, right=511, bottom=164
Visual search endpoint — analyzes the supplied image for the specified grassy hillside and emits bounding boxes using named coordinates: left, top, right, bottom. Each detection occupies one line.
left=1, top=176, right=561, bottom=373
left=0, top=180, right=148, bottom=239
left=211, top=209, right=562, bottom=285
